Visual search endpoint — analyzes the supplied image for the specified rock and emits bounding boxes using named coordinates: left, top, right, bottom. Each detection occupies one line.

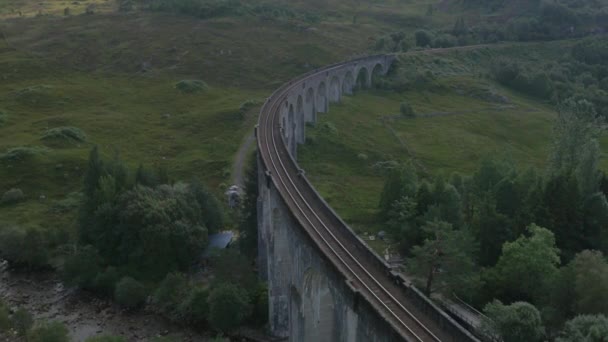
left=1, top=188, right=24, bottom=204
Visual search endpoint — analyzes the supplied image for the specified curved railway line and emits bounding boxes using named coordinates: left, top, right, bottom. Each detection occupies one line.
left=257, top=56, right=470, bottom=341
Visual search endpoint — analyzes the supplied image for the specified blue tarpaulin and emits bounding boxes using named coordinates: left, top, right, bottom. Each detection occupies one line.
left=202, top=231, right=234, bottom=258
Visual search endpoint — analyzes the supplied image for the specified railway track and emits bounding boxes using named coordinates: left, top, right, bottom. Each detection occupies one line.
left=257, top=58, right=455, bottom=342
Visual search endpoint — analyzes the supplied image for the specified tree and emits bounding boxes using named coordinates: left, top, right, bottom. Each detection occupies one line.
left=569, top=250, right=608, bottom=315
left=210, top=249, right=257, bottom=292
left=549, top=99, right=603, bottom=193
left=190, top=179, right=224, bottom=233
left=406, top=220, right=479, bottom=297
left=452, top=17, right=467, bottom=36
left=379, top=165, right=418, bottom=220
left=152, top=272, right=188, bottom=318
left=415, top=30, right=433, bottom=47
left=238, top=155, right=258, bottom=257
left=557, top=315, right=608, bottom=342
left=208, top=283, right=251, bottom=332
left=61, top=245, right=101, bottom=289
left=482, top=300, right=545, bottom=342
left=27, top=321, right=70, bottom=342
left=114, top=277, right=147, bottom=308
left=490, top=224, right=560, bottom=303
left=399, top=101, right=416, bottom=117
left=179, top=287, right=209, bottom=325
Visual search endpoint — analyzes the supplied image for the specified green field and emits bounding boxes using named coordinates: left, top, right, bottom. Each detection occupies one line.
left=299, top=43, right=605, bottom=239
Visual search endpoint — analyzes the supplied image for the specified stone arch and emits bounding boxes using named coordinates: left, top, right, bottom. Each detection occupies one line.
left=316, top=82, right=327, bottom=113
left=300, top=268, right=336, bottom=341
left=296, top=95, right=305, bottom=144
left=355, top=67, right=369, bottom=90
left=305, top=87, right=316, bottom=124
left=342, top=71, right=355, bottom=95
left=328, top=76, right=341, bottom=103
left=371, top=63, right=385, bottom=87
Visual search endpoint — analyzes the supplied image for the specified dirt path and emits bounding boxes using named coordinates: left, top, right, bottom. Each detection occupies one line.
left=231, top=129, right=256, bottom=188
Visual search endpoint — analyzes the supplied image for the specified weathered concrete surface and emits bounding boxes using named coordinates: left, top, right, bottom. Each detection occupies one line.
left=258, top=181, right=402, bottom=342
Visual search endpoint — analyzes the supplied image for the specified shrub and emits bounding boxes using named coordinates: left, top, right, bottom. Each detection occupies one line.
left=114, top=277, right=147, bottom=308
left=0, top=226, right=49, bottom=269
left=208, top=283, right=251, bottom=332
left=400, top=101, right=416, bottom=118
left=42, top=126, right=87, bottom=145
left=239, top=99, right=260, bottom=113
left=175, top=80, right=208, bottom=94
left=0, top=146, right=48, bottom=162
left=415, top=30, right=433, bottom=47
left=1, top=188, right=24, bottom=205
left=62, top=245, right=101, bottom=289
left=93, top=267, right=120, bottom=296
left=178, top=287, right=209, bottom=324
left=85, top=336, right=127, bottom=342
left=152, top=273, right=188, bottom=317
left=11, top=308, right=34, bottom=336
left=27, top=321, right=70, bottom=342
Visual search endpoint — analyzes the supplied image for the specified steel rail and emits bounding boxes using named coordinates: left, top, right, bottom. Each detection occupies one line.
left=258, top=59, right=443, bottom=342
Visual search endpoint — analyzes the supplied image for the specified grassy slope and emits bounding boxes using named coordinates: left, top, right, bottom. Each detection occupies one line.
left=0, top=8, right=386, bottom=230
left=299, top=42, right=592, bottom=241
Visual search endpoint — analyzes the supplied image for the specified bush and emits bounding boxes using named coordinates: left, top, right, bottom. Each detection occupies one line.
left=114, top=277, right=147, bottom=308
left=27, top=321, right=70, bottom=342
left=175, top=80, right=208, bottom=93
left=415, top=30, right=433, bottom=47
left=178, top=287, right=209, bottom=324
left=0, top=226, right=48, bottom=269
left=152, top=273, right=188, bottom=318
left=400, top=101, right=416, bottom=118
left=93, top=266, right=120, bottom=296
left=1, top=188, right=24, bottom=204
left=208, top=283, right=251, bottom=332
left=11, top=308, right=34, bottom=336
left=62, top=245, right=101, bottom=289
left=85, top=336, right=127, bottom=342
left=42, top=126, right=87, bottom=145
left=239, top=99, right=260, bottom=113
left=0, top=146, right=48, bottom=162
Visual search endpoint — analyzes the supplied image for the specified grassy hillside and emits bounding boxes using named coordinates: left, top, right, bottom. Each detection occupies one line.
left=0, top=8, right=384, bottom=231
left=299, top=41, right=606, bottom=240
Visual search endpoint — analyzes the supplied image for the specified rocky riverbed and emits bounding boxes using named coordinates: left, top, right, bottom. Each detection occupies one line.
left=0, top=264, right=212, bottom=342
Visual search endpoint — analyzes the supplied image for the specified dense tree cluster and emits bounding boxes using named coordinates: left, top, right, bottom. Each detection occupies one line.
left=380, top=98, right=608, bottom=338
left=491, top=38, right=608, bottom=119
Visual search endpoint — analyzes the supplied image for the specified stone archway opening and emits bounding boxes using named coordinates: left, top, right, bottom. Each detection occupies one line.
left=316, top=82, right=327, bottom=113
left=342, top=71, right=355, bottom=95
left=355, top=67, right=369, bottom=91
left=371, top=63, right=385, bottom=88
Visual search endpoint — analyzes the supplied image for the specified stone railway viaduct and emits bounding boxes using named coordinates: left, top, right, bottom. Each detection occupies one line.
left=256, top=54, right=480, bottom=342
